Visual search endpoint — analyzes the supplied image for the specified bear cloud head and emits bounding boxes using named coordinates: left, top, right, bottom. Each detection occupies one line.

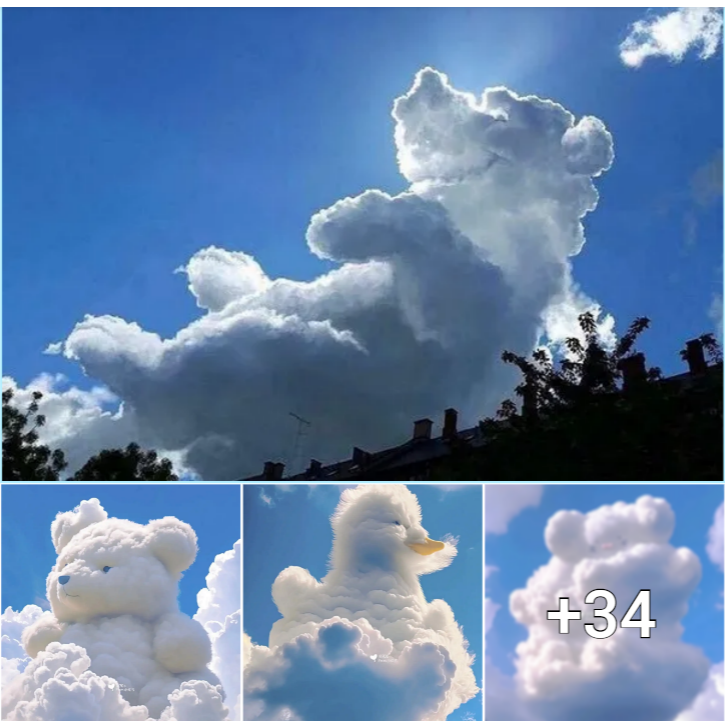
left=47, top=499, right=198, bottom=623
left=51, top=498, right=109, bottom=554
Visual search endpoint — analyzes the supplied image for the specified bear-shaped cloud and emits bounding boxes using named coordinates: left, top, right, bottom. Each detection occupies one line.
left=4, top=498, right=227, bottom=721
left=509, top=495, right=709, bottom=721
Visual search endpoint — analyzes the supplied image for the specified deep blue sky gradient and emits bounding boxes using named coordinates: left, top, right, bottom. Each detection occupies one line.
left=1, top=483, right=240, bottom=617
left=4, top=8, right=723, bottom=393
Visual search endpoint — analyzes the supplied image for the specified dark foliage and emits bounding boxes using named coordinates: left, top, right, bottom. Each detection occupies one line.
left=443, top=315, right=723, bottom=483
left=3, top=388, right=177, bottom=482
left=71, top=443, right=178, bottom=483
left=2, top=388, right=67, bottom=482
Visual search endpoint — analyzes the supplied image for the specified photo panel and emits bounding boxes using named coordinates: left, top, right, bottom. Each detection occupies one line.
left=243, top=482, right=483, bottom=720
left=2, top=10, right=723, bottom=721
left=1, top=483, right=241, bottom=720
left=484, top=483, right=724, bottom=721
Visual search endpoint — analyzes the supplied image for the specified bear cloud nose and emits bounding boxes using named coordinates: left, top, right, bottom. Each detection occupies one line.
left=58, top=575, right=70, bottom=585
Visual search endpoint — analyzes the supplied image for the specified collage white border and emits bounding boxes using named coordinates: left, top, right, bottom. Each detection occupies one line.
left=0, top=4, right=722, bottom=718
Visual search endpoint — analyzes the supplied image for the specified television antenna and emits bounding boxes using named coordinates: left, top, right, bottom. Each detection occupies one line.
left=287, top=412, right=311, bottom=475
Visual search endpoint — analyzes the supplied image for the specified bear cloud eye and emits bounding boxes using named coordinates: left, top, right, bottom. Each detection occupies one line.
left=394, top=521, right=401, bottom=526
left=103, top=566, right=111, bottom=573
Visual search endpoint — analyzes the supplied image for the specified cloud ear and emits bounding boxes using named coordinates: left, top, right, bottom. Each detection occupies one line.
left=147, top=517, right=198, bottom=574
left=51, top=498, right=108, bottom=554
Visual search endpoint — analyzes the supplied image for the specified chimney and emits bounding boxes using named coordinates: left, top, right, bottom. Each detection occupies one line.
left=684, top=339, right=707, bottom=375
left=306, top=459, right=322, bottom=478
left=442, top=408, right=458, bottom=439
left=618, top=353, right=647, bottom=391
left=412, top=418, right=433, bottom=441
left=263, top=461, right=285, bottom=482
left=352, top=447, right=370, bottom=467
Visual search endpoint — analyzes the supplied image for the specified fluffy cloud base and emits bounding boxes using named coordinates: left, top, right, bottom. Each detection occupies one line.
left=244, top=485, right=477, bottom=721
left=620, top=8, right=723, bottom=67
left=3, top=642, right=225, bottom=721
left=5, top=66, right=614, bottom=481
left=487, top=495, right=712, bottom=721
left=246, top=617, right=458, bottom=721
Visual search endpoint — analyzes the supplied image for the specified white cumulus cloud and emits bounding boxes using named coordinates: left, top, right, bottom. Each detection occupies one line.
left=244, top=484, right=478, bottom=721
left=1, top=641, right=227, bottom=721
left=195, top=542, right=241, bottom=721
left=706, top=503, right=724, bottom=572
left=673, top=661, right=724, bottom=721
left=2, top=501, right=239, bottom=721
left=1, top=374, right=139, bottom=475
left=506, top=495, right=709, bottom=721
left=5, top=67, right=615, bottom=481
left=620, top=8, right=723, bottom=68
left=486, top=495, right=715, bottom=721
left=1, top=605, right=54, bottom=690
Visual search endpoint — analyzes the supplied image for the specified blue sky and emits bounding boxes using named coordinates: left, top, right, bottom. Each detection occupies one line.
left=2, top=8, right=722, bottom=480
left=1, top=484, right=240, bottom=617
left=244, top=483, right=483, bottom=721
left=487, top=483, right=724, bottom=676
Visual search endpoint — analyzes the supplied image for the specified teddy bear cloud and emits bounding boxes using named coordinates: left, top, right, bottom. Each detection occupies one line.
left=3, top=65, right=614, bottom=481
left=485, top=495, right=711, bottom=721
left=1, top=499, right=240, bottom=721
left=244, top=484, right=478, bottom=721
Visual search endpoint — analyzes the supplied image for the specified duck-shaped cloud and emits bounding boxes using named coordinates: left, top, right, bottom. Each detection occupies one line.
left=245, top=485, right=478, bottom=721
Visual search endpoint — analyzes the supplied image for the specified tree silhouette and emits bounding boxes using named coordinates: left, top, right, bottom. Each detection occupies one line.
left=2, top=387, right=67, bottom=482
left=3, top=388, right=177, bottom=482
left=71, top=443, right=178, bottom=483
left=444, top=314, right=722, bottom=483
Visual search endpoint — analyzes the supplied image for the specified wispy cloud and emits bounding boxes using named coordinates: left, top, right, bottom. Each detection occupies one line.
left=620, top=8, right=723, bottom=68
left=710, top=295, right=723, bottom=341
left=707, top=502, right=724, bottom=572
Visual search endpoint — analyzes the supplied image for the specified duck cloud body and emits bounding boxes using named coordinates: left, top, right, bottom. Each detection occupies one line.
left=16, top=498, right=225, bottom=720
left=245, top=485, right=478, bottom=721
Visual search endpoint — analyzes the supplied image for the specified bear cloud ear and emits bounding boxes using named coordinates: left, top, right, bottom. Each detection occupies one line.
left=51, top=498, right=108, bottom=554
left=147, top=517, right=198, bottom=574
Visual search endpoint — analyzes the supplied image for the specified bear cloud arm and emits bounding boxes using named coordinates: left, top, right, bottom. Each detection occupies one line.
left=21, top=616, right=67, bottom=658
left=153, top=612, right=212, bottom=674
